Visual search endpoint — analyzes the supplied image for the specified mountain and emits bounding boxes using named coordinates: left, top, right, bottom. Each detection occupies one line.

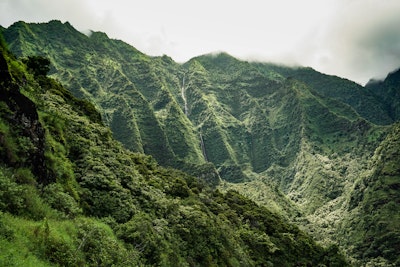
left=340, top=122, right=400, bottom=265
left=0, top=31, right=349, bottom=266
left=256, top=63, right=394, bottom=125
left=1, top=20, right=399, bottom=266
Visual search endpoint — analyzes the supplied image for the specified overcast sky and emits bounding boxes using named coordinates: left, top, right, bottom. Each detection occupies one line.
left=1, top=0, right=400, bottom=85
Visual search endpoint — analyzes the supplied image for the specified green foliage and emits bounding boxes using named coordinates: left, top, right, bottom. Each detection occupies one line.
left=42, top=183, right=81, bottom=218
left=342, top=123, right=400, bottom=266
left=0, top=213, right=138, bottom=267
left=0, top=168, right=54, bottom=220
left=0, top=169, right=25, bottom=212
left=109, top=101, right=144, bottom=153
left=23, top=55, right=50, bottom=77
left=0, top=119, right=19, bottom=164
left=0, top=39, right=349, bottom=266
left=261, top=63, right=393, bottom=125
left=11, top=22, right=400, bottom=265
left=75, top=218, right=138, bottom=266
left=116, top=212, right=171, bottom=265
left=38, top=75, right=102, bottom=124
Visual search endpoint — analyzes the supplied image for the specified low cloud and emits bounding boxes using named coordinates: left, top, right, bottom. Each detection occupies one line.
left=294, top=0, right=400, bottom=84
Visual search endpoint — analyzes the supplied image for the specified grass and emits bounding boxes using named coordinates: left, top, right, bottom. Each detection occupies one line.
left=0, top=212, right=133, bottom=267
left=0, top=213, right=52, bottom=267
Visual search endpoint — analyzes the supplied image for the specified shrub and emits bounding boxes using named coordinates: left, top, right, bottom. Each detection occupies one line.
left=42, top=183, right=82, bottom=218
left=24, top=56, right=50, bottom=77
left=76, top=218, right=138, bottom=266
left=0, top=169, right=25, bottom=213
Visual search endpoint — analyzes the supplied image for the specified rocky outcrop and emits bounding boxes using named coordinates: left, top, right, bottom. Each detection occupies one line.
left=0, top=51, right=49, bottom=184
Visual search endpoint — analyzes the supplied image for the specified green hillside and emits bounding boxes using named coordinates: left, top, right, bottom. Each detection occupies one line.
left=1, top=20, right=400, bottom=266
left=340, top=123, right=400, bottom=266
left=257, top=63, right=392, bottom=125
left=0, top=32, right=350, bottom=266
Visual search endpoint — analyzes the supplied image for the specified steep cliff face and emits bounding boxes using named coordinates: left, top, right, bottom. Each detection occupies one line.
left=3, top=21, right=390, bottom=182
left=2, top=21, right=217, bottom=181
left=0, top=46, right=48, bottom=184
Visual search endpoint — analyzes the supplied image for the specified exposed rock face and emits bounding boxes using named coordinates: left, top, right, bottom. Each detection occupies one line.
left=0, top=51, right=48, bottom=184
left=0, top=48, right=12, bottom=83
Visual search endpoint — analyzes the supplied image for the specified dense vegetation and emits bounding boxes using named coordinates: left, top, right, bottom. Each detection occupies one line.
left=0, top=33, right=349, bottom=266
left=1, top=20, right=399, bottom=266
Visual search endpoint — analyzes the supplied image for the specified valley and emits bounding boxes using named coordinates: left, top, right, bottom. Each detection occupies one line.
left=1, top=20, right=399, bottom=266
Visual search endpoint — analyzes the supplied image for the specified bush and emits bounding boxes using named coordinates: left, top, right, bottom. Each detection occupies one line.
left=42, top=183, right=81, bottom=218
left=14, top=168, right=36, bottom=185
left=0, top=169, right=25, bottom=213
left=76, top=218, right=138, bottom=266
left=0, top=213, right=14, bottom=241
left=24, top=56, right=50, bottom=77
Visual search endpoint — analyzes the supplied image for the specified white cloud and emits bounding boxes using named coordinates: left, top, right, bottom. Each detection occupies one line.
left=293, top=0, right=400, bottom=84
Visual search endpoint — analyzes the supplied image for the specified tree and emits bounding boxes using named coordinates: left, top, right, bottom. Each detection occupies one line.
left=24, top=55, right=50, bottom=77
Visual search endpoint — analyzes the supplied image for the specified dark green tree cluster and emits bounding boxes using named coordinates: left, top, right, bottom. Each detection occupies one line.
left=24, top=55, right=50, bottom=77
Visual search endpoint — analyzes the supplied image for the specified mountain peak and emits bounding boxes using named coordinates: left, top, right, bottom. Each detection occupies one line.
left=88, top=30, right=109, bottom=40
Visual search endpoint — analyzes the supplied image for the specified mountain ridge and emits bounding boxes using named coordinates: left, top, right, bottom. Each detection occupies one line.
left=1, top=20, right=400, bottom=266
left=0, top=33, right=351, bottom=266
